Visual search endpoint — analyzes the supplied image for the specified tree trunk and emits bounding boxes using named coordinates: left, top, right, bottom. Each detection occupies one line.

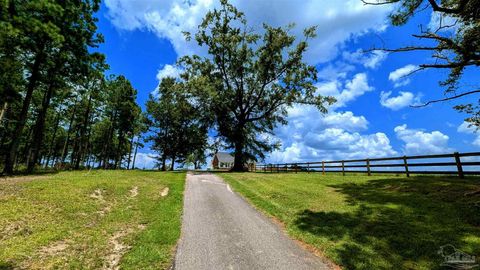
left=102, top=110, right=116, bottom=169
left=232, top=124, right=247, bottom=172
left=114, top=130, right=124, bottom=169
left=22, top=125, right=35, bottom=165
left=232, top=144, right=246, bottom=171
left=59, top=98, right=78, bottom=166
left=3, top=51, right=43, bottom=174
left=27, top=82, right=55, bottom=173
left=81, top=113, right=94, bottom=169
left=127, top=136, right=134, bottom=170
left=170, top=154, right=176, bottom=171
left=44, top=112, right=61, bottom=168
left=0, top=101, right=7, bottom=123
left=131, top=139, right=139, bottom=170
left=75, top=94, right=92, bottom=170
left=70, top=131, right=80, bottom=166
left=161, top=152, right=167, bottom=171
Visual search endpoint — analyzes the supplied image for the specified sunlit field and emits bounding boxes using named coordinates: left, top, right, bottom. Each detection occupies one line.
left=0, top=170, right=185, bottom=270
left=220, top=172, right=480, bottom=270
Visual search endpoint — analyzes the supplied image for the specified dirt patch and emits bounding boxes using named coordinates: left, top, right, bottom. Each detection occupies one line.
left=160, top=187, right=169, bottom=197
left=129, top=186, right=138, bottom=198
left=1, top=221, right=32, bottom=241
left=19, top=240, right=71, bottom=269
left=104, top=230, right=131, bottom=270
left=40, top=241, right=69, bottom=256
left=89, top=189, right=112, bottom=216
left=98, top=204, right=112, bottom=216
left=90, top=189, right=105, bottom=201
left=104, top=225, right=146, bottom=270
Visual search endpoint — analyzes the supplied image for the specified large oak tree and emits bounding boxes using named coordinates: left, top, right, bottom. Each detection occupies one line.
left=180, top=0, right=334, bottom=171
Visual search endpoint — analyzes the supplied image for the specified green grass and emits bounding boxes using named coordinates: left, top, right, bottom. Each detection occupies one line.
left=0, top=170, right=185, bottom=270
left=219, top=172, right=480, bottom=270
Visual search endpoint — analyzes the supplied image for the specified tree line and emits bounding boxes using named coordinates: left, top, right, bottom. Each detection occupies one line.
left=0, top=0, right=143, bottom=174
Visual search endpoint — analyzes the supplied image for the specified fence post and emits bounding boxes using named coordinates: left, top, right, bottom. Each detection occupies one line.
left=307, top=162, right=310, bottom=173
left=366, top=159, right=371, bottom=176
left=322, top=161, right=325, bottom=175
left=295, top=163, right=298, bottom=174
left=403, top=156, right=410, bottom=177
left=277, top=164, right=279, bottom=173
left=270, top=164, right=273, bottom=173
left=342, top=160, right=345, bottom=176
left=454, top=152, right=464, bottom=179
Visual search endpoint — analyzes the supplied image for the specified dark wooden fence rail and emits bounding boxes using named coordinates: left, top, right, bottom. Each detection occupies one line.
left=254, top=151, right=480, bottom=178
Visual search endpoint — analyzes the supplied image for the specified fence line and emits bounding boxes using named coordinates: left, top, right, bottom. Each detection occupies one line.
left=254, top=151, right=480, bottom=178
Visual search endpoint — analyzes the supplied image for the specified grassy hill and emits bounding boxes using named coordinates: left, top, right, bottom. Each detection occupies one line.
left=0, top=170, right=185, bottom=270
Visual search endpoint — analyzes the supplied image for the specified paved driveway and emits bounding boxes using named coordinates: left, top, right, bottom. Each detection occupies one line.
left=174, top=173, right=331, bottom=270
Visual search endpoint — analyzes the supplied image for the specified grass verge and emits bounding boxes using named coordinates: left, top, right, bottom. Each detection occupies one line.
left=0, top=170, right=185, bottom=270
left=219, top=172, right=480, bottom=270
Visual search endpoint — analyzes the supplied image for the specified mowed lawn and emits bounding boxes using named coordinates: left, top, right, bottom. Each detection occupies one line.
left=219, top=172, right=480, bottom=270
left=0, top=170, right=185, bottom=270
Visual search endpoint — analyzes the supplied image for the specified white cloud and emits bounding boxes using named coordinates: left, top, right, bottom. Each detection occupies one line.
left=458, top=122, right=480, bottom=147
left=458, top=121, right=476, bottom=134
left=473, top=138, right=480, bottom=147
left=380, top=91, right=421, bottom=110
left=132, top=152, right=158, bottom=169
left=266, top=105, right=396, bottom=163
left=287, top=107, right=368, bottom=133
left=343, top=49, right=387, bottom=69
left=151, top=64, right=183, bottom=95
left=268, top=130, right=396, bottom=163
left=104, top=0, right=392, bottom=63
left=266, top=70, right=388, bottom=164
left=156, top=64, right=182, bottom=81
left=316, top=63, right=354, bottom=81
left=394, top=124, right=452, bottom=155
left=388, top=64, right=418, bottom=87
left=316, top=73, right=374, bottom=109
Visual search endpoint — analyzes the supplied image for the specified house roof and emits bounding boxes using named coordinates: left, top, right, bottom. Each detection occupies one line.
left=215, top=152, right=234, bottom=163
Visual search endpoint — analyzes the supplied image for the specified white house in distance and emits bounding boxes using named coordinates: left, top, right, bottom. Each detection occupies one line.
left=212, top=152, right=235, bottom=170
left=211, top=152, right=256, bottom=171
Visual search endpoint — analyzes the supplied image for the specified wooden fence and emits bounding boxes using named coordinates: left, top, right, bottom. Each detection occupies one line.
left=254, top=151, right=480, bottom=178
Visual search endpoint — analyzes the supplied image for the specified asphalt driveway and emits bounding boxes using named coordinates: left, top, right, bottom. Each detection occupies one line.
left=174, top=173, right=331, bottom=270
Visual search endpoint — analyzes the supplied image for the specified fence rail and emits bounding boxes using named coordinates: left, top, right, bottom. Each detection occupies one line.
left=254, top=151, right=480, bottom=178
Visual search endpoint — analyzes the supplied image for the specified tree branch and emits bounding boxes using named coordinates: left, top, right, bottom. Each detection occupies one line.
left=411, top=90, right=480, bottom=108
left=360, top=0, right=398, bottom=5
left=427, top=0, right=461, bottom=14
left=365, top=46, right=450, bottom=53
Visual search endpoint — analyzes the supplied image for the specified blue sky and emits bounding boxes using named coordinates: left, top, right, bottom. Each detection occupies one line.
left=95, top=0, right=478, bottom=168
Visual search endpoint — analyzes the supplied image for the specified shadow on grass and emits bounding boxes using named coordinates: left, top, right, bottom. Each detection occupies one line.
left=0, top=262, right=15, bottom=270
left=294, top=176, right=480, bottom=270
left=0, top=170, right=60, bottom=178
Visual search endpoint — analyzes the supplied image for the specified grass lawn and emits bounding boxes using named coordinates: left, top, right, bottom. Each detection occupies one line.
left=219, top=172, right=480, bottom=270
left=0, top=170, right=185, bottom=270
